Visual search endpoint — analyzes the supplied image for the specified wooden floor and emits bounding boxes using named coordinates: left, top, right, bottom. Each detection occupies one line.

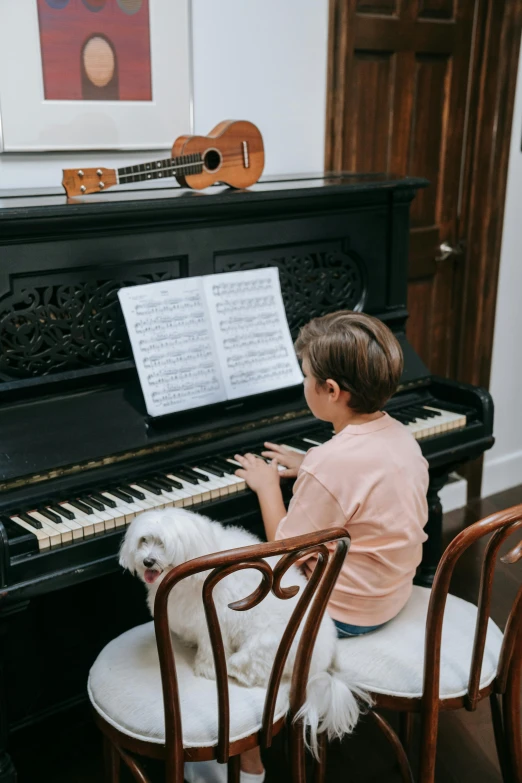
left=9, top=485, right=522, bottom=783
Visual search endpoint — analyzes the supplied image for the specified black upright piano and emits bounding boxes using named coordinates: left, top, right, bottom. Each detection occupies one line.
left=0, top=174, right=493, bottom=781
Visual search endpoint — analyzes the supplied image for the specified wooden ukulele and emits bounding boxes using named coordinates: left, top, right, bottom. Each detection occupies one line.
left=62, top=120, right=264, bottom=197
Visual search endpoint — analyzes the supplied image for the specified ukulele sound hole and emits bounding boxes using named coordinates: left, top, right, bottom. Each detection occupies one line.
left=204, top=149, right=221, bottom=172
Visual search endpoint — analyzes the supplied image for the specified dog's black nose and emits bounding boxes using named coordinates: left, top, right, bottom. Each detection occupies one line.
left=143, top=557, right=156, bottom=568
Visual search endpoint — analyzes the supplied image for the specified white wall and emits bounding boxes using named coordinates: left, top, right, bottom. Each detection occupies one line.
left=482, top=48, right=522, bottom=498
left=0, top=0, right=328, bottom=190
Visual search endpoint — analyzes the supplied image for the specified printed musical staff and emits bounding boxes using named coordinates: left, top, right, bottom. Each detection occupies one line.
left=118, top=268, right=302, bottom=418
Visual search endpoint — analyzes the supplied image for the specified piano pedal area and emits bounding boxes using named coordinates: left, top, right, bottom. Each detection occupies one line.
left=1, top=401, right=471, bottom=555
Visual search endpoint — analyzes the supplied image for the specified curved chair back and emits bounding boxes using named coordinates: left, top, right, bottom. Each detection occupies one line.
left=421, top=504, right=522, bottom=780
left=153, top=528, right=350, bottom=783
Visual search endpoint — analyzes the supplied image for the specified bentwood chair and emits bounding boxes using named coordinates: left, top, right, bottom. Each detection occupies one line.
left=88, top=528, right=350, bottom=783
left=334, top=504, right=522, bottom=783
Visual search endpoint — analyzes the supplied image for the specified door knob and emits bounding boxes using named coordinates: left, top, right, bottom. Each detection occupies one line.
left=436, top=241, right=465, bottom=262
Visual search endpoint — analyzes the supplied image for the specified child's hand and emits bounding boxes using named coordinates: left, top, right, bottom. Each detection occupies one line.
left=234, top=453, right=281, bottom=494
left=260, top=442, right=305, bottom=478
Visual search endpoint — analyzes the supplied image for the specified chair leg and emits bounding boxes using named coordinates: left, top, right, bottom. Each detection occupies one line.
left=502, top=658, right=522, bottom=783
left=313, top=732, right=327, bottom=783
left=490, top=693, right=511, bottom=782
left=118, top=748, right=151, bottom=783
left=227, top=755, right=241, bottom=783
left=399, top=713, right=414, bottom=756
left=288, top=721, right=307, bottom=783
left=103, top=736, right=121, bottom=783
left=417, top=705, right=440, bottom=783
left=369, top=711, right=414, bottom=783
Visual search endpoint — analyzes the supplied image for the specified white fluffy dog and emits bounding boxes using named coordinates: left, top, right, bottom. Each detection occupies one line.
left=119, top=508, right=368, bottom=751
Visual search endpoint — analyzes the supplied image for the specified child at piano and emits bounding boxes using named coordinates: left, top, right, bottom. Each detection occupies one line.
left=235, top=310, right=429, bottom=642
left=187, top=311, right=429, bottom=783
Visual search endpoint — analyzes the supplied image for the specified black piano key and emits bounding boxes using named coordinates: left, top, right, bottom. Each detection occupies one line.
left=122, top=485, right=146, bottom=501
left=282, top=438, right=309, bottom=451
left=395, top=412, right=415, bottom=423
left=158, top=474, right=184, bottom=490
left=92, top=492, right=115, bottom=508
left=70, top=499, right=94, bottom=515
left=82, top=496, right=104, bottom=511
left=112, top=487, right=136, bottom=502
left=408, top=407, right=430, bottom=420
left=423, top=406, right=442, bottom=416
left=211, top=458, right=235, bottom=474
left=183, top=466, right=210, bottom=482
left=149, top=476, right=175, bottom=491
left=134, top=480, right=162, bottom=496
left=51, top=504, right=75, bottom=520
left=198, top=463, right=225, bottom=478
left=175, top=468, right=202, bottom=484
left=19, top=512, right=43, bottom=530
left=38, top=508, right=63, bottom=524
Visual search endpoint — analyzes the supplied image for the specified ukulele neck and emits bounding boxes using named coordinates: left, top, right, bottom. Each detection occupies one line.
left=117, top=153, right=204, bottom=185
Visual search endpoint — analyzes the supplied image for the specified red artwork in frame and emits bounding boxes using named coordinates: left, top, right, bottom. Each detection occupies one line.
left=37, top=0, right=152, bottom=101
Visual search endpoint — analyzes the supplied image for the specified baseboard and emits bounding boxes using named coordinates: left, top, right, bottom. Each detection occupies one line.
left=440, top=474, right=468, bottom=513
left=482, top=448, right=522, bottom=499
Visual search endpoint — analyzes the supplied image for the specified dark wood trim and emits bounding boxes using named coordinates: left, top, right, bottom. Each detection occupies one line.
left=458, top=0, right=522, bottom=389
left=457, top=0, right=522, bottom=497
left=325, top=0, right=356, bottom=172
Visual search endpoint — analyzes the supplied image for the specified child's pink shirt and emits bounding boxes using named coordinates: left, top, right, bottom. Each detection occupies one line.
left=275, top=413, right=429, bottom=626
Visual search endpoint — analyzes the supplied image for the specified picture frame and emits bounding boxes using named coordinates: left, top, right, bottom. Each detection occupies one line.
left=0, top=0, right=193, bottom=152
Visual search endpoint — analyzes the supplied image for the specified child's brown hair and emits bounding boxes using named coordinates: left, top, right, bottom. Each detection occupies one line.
left=294, top=311, right=403, bottom=414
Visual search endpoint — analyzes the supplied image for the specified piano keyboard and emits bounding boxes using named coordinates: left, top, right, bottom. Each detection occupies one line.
left=3, top=404, right=466, bottom=551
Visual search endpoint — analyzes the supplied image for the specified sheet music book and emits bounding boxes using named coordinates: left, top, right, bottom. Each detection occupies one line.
left=118, top=267, right=304, bottom=418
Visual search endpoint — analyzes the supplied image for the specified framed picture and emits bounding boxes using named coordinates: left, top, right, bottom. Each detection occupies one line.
left=0, top=0, right=192, bottom=152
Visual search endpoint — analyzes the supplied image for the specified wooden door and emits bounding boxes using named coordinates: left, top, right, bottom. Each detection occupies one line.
left=326, top=0, right=476, bottom=377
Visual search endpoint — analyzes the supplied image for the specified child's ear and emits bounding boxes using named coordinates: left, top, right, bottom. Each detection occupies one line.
left=325, top=378, right=342, bottom=401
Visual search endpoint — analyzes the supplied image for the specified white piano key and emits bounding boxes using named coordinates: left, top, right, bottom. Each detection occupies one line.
left=130, top=484, right=169, bottom=510
left=91, top=505, right=119, bottom=531
left=42, top=508, right=84, bottom=540
left=301, top=436, right=325, bottom=446
left=192, top=468, right=227, bottom=498
left=401, top=406, right=467, bottom=440
left=167, top=473, right=211, bottom=503
left=165, top=474, right=201, bottom=505
left=127, top=486, right=160, bottom=509
left=10, top=515, right=52, bottom=550
left=29, top=510, right=73, bottom=544
left=101, top=492, right=141, bottom=525
left=223, top=459, right=248, bottom=491
left=280, top=442, right=307, bottom=454
left=58, top=503, right=96, bottom=537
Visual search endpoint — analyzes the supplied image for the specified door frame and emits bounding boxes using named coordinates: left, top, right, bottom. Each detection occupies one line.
left=325, top=0, right=522, bottom=497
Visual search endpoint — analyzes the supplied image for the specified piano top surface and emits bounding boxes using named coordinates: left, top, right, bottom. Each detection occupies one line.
left=0, top=172, right=428, bottom=218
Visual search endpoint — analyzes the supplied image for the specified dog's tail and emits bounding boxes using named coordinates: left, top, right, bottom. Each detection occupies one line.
left=294, top=668, right=372, bottom=758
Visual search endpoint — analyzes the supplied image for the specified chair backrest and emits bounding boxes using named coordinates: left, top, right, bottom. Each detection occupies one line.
left=423, top=504, right=522, bottom=716
left=153, top=528, right=350, bottom=783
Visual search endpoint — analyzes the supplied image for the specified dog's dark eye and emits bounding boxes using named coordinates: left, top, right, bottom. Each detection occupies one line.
left=139, top=536, right=148, bottom=546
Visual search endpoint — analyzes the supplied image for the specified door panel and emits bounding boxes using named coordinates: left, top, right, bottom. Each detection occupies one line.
left=327, top=0, right=476, bottom=376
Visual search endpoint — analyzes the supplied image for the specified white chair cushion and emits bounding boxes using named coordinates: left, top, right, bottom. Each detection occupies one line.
left=335, top=586, right=503, bottom=700
left=88, top=622, right=289, bottom=747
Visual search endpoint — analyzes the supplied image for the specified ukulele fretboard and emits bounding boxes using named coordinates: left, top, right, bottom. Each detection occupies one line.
left=117, top=153, right=203, bottom=184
